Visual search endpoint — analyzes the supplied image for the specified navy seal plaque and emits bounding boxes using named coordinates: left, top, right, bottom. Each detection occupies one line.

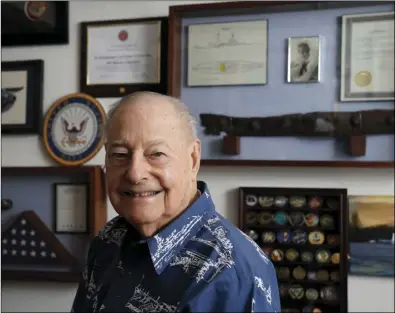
left=42, top=93, right=106, bottom=166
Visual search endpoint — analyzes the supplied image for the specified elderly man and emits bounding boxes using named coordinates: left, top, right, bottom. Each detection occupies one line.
left=71, top=92, right=280, bottom=313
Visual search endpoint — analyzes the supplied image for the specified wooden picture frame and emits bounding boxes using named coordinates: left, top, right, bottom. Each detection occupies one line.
left=1, top=166, right=107, bottom=282
left=79, top=17, right=168, bottom=98
left=239, top=186, right=349, bottom=312
left=1, top=1, right=69, bottom=47
left=1, top=59, right=44, bottom=135
left=53, top=183, right=89, bottom=234
left=340, top=11, right=394, bottom=102
left=167, top=1, right=394, bottom=169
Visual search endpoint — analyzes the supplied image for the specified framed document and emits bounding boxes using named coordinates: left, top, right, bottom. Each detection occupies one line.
left=187, top=20, right=268, bottom=87
left=80, top=17, right=168, bottom=98
left=54, top=183, right=88, bottom=233
left=340, top=11, right=394, bottom=102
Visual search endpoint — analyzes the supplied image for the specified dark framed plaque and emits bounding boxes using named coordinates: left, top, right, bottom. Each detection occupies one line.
left=80, top=17, right=168, bottom=98
left=1, top=59, right=44, bottom=135
left=53, top=183, right=89, bottom=234
left=1, top=1, right=69, bottom=47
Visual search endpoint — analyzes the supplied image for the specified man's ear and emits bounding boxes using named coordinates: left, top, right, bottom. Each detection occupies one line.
left=190, top=139, right=201, bottom=179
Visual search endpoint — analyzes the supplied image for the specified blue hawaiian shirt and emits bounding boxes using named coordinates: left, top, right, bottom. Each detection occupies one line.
left=71, top=181, right=280, bottom=312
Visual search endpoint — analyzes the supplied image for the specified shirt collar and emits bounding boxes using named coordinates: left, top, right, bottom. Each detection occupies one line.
left=135, top=181, right=215, bottom=274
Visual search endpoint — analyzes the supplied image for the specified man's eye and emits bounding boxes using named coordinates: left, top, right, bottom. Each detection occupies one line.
left=151, top=152, right=164, bottom=158
left=112, top=153, right=128, bottom=158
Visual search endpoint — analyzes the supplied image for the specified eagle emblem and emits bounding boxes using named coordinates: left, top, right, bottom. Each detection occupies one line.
left=61, top=117, right=89, bottom=146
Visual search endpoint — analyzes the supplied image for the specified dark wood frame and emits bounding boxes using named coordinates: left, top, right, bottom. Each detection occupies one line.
left=80, top=17, right=168, bottom=98
left=53, top=183, right=89, bottom=234
left=1, top=1, right=69, bottom=47
left=1, top=59, right=44, bottom=135
left=239, top=186, right=349, bottom=312
left=168, top=1, right=394, bottom=169
left=1, top=165, right=107, bottom=282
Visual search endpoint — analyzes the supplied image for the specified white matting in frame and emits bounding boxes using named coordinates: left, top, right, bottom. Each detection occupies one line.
left=340, top=11, right=394, bottom=102
left=187, top=20, right=268, bottom=86
left=287, top=36, right=321, bottom=84
left=54, top=183, right=88, bottom=233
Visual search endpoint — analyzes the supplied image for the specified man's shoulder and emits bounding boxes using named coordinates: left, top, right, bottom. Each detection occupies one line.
left=191, top=213, right=274, bottom=278
left=94, top=215, right=129, bottom=246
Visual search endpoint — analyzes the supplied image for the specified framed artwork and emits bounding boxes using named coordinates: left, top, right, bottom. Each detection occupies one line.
left=340, top=11, right=394, bottom=102
left=53, top=183, right=89, bottom=234
left=1, top=60, right=44, bottom=135
left=187, top=20, right=268, bottom=87
left=1, top=1, right=69, bottom=47
left=79, top=17, right=168, bottom=98
left=287, top=36, right=321, bottom=83
left=348, top=195, right=394, bottom=277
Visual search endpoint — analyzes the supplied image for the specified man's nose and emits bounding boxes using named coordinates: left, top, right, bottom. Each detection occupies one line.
left=124, top=153, right=149, bottom=184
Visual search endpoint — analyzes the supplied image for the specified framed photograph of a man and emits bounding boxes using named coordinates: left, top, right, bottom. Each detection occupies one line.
left=287, top=36, right=321, bottom=83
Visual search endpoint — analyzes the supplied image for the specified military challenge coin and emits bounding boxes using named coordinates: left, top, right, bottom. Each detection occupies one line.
left=258, top=196, right=274, bottom=207
left=285, top=248, right=299, bottom=262
left=290, top=196, right=306, bottom=208
left=274, top=211, right=288, bottom=225
left=43, top=93, right=106, bottom=166
left=274, top=196, right=288, bottom=208
left=245, top=194, right=258, bottom=207
left=261, top=231, right=276, bottom=244
left=246, top=229, right=259, bottom=241
left=292, top=266, right=306, bottom=280
left=308, top=231, right=325, bottom=245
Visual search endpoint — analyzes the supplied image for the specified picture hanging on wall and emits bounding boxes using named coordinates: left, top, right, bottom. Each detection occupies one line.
left=1, top=59, right=44, bottom=135
left=340, top=11, right=394, bottom=102
left=348, top=195, right=394, bottom=278
left=287, top=36, right=321, bottom=83
left=187, top=20, right=268, bottom=87
left=1, top=1, right=69, bottom=47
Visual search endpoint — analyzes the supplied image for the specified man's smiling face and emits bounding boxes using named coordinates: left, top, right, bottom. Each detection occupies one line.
left=105, top=94, right=201, bottom=237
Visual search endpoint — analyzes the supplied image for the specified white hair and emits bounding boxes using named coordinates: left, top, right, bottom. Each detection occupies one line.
left=103, top=91, right=198, bottom=143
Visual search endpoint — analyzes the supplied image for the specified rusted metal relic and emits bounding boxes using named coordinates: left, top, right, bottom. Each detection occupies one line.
left=199, top=109, right=394, bottom=156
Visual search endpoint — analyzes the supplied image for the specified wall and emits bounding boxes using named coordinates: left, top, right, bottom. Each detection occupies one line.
left=1, top=1, right=394, bottom=312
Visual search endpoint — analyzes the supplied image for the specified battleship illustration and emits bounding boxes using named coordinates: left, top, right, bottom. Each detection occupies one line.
left=194, top=32, right=253, bottom=50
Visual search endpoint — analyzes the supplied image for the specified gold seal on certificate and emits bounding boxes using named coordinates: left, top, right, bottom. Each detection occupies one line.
left=354, top=71, right=372, bottom=87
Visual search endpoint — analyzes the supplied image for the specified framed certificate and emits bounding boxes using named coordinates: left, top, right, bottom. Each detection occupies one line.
left=80, top=17, right=168, bottom=98
left=54, top=183, right=89, bottom=233
left=340, top=11, right=394, bottom=102
left=187, top=20, right=268, bottom=86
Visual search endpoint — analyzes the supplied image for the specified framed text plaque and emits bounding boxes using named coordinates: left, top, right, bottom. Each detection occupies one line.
left=340, top=11, right=394, bottom=102
left=54, top=183, right=88, bottom=234
left=80, top=17, right=168, bottom=98
left=1, top=1, right=69, bottom=47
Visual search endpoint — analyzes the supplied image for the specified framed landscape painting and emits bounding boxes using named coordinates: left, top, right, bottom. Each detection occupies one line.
left=348, top=195, right=394, bottom=277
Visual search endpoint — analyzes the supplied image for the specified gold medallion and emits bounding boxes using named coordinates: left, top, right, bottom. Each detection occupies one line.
left=354, top=71, right=372, bottom=87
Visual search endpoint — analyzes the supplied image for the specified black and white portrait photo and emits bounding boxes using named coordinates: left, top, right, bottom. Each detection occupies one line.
left=287, top=36, right=321, bottom=83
